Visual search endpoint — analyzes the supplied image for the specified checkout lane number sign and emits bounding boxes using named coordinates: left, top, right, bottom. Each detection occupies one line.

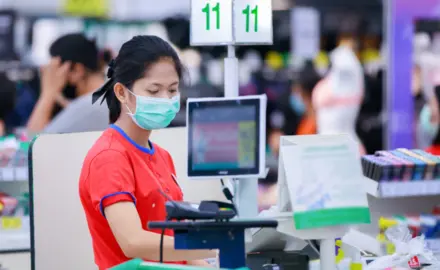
left=63, top=0, right=109, bottom=18
left=190, top=0, right=273, bottom=46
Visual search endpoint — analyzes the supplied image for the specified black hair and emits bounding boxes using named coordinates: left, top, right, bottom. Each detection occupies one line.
left=0, top=73, right=16, bottom=121
left=92, top=35, right=184, bottom=124
left=297, top=61, right=321, bottom=97
left=50, top=33, right=100, bottom=72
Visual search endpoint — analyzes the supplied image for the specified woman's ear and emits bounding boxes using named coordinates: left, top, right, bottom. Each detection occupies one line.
left=114, top=82, right=128, bottom=104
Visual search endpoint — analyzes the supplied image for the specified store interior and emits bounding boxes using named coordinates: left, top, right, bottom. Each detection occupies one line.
left=0, top=0, right=440, bottom=269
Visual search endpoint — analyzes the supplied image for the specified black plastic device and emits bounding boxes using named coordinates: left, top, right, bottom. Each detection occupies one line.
left=165, top=200, right=237, bottom=221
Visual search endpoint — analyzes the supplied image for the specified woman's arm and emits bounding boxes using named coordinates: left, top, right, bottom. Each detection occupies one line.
left=187, top=260, right=214, bottom=267
left=105, top=202, right=216, bottom=262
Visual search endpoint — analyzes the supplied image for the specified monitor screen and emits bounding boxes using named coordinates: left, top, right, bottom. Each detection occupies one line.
left=187, top=96, right=266, bottom=178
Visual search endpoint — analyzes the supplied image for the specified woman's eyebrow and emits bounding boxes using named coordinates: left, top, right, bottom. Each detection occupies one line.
left=150, top=82, right=179, bottom=87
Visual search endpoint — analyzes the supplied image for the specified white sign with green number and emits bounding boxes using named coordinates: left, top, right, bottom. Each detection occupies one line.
left=190, top=0, right=234, bottom=45
left=233, top=0, right=272, bottom=44
left=279, top=134, right=370, bottom=230
left=190, top=0, right=273, bottom=46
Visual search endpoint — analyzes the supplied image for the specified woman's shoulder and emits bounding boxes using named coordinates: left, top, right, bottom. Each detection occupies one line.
left=152, top=142, right=172, bottom=159
left=84, top=129, right=130, bottom=164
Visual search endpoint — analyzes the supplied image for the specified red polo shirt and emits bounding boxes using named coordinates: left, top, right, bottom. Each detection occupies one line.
left=79, top=125, right=185, bottom=270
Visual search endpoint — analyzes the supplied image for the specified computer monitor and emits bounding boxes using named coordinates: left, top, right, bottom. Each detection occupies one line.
left=187, top=95, right=266, bottom=179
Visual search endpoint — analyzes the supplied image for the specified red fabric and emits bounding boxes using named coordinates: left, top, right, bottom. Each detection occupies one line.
left=426, top=145, right=440, bottom=156
left=79, top=128, right=185, bottom=270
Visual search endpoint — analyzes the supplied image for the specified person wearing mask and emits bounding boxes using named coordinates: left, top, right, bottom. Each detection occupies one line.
left=79, top=36, right=215, bottom=270
left=27, top=33, right=108, bottom=134
left=0, top=73, right=16, bottom=136
left=292, top=66, right=321, bottom=135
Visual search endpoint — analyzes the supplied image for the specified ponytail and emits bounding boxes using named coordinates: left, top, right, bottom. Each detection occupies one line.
left=92, top=59, right=121, bottom=124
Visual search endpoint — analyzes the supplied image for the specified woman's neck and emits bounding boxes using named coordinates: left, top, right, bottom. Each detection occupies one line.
left=114, top=118, right=152, bottom=149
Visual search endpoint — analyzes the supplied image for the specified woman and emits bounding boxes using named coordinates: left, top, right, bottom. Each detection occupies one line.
left=79, top=36, right=215, bottom=270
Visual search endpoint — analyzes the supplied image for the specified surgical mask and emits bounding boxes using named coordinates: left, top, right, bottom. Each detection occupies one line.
left=126, top=91, right=180, bottom=130
left=290, top=93, right=305, bottom=115
left=420, top=104, right=439, bottom=140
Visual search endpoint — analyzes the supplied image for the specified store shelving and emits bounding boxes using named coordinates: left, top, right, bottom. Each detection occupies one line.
left=0, top=216, right=30, bottom=252
left=0, top=166, right=30, bottom=253
left=364, top=177, right=440, bottom=198
left=0, top=167, right=28, bottom=182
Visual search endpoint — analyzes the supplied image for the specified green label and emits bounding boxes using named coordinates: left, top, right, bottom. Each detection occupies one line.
left=242, top=5, right=259, bottom=32
left=202, top=2, right=220, bottom=31
left=293, top=207, right=371, bottom=230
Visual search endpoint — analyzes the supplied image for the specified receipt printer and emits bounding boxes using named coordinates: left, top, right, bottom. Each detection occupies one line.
left=247, top=251, right=309, bottom=270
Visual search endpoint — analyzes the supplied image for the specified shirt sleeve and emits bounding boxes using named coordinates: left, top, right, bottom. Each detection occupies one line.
left=88, top=150, right=136, bottom=217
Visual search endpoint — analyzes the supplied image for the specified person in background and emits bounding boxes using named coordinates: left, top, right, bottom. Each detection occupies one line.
left=79, top=36, right=214, bottom=269
left=423, top=85, right=440, bottom=155
left=266, top=63, right=321, bottom=156
left=27, top=33, right=107, bottom=133
left=293, top=63, right=321, bottom=135
left=0, top=73, right=16, bottom=136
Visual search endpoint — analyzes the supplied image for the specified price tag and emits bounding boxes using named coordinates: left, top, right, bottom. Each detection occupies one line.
left=1, top=167, right=13, bottom=181
left=63, top=0, right=109, bottom=18
left=190, top=0, right=234, bottom=46
left=15, top=167, right=28, bottom=181
left=233, top=0, right=273, bottom=44
left=0, top=217, right=22, bottom=230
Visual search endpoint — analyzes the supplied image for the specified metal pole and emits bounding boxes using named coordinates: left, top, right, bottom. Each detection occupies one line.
left=223, top=45, right=258, bottom=219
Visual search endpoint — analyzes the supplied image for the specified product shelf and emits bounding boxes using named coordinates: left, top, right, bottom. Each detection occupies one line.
left=364, top=177, right=440, bottom=198
left=0, top=216, right=30, bottom=253
left=0, top=167, right=28, bottom=182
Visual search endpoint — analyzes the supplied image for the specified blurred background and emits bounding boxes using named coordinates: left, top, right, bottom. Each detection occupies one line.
left=1, top=0, right=440, bottom=255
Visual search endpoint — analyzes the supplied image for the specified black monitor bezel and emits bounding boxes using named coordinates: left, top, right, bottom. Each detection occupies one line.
left=187, top=98, right=261, bottom=177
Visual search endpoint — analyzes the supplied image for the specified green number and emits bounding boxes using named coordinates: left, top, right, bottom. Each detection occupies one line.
left=202, top=3, right=210, bottom=30
left=242, top=5, right=259, bottom=32
left=212, top=2, right=220, bottom=30
left=201, top=2, right=221, bottom=31
left=251, top=5, right=258, bottom=32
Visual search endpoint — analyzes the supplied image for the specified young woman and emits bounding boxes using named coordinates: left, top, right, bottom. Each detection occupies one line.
left=79, top=36, right=215, bottom=270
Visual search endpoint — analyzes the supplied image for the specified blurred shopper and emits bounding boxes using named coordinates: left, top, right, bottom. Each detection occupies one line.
left=27, top=33, right=108, bottom=133
left=293, top=63, right=321, bottom=135
left=0, top=73, right=16, bottom=136
left=423, top=86, right=440, bottom=155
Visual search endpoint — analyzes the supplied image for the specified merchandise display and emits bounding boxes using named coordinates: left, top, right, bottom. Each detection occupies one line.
left=0, top=135, right=30, bottom=253
left=377, top=207, right=440, bottom=256
left=362, top=149, right=440, bottom=197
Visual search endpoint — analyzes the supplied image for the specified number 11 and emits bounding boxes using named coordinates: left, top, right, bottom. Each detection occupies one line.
left=202, top=2, right=220, bottom=31
left=242, top=5, right=258, bottom=32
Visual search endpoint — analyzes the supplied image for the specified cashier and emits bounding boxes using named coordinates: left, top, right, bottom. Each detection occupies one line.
left=79, top=36, right=215, bottom=270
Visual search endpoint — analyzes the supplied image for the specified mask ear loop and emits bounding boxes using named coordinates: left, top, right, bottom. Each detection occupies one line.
left=125, top=89, right=137, bottom=116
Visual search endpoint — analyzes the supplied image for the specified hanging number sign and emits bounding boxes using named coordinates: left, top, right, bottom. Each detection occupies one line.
left=233, top=0, right=273, bottom=44
left=190, top=0, right=234, bottom=45
left=190, top=0, right=273, bottom=46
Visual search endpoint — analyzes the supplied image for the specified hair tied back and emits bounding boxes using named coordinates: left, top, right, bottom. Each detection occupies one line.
left=107, top=59, right=116, bottom=78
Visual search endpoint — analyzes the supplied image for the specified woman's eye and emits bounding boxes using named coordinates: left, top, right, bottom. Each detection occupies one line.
left=169, top=89, right=178, bottom=93
left=147, top=90, right=159, bottom=95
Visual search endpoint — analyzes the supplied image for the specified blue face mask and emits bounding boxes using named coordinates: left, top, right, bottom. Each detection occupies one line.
left=420, top=104, right=439, bottom=140
left=126, top=91, right=180, bottom=130
left=290, top=93, right=306, bottom=115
